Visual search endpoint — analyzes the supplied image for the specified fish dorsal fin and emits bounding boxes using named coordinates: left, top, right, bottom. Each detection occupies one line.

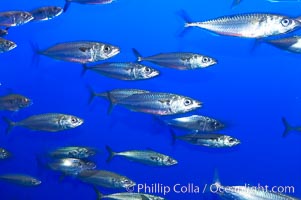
left=79, top=47, right=90, bottom=52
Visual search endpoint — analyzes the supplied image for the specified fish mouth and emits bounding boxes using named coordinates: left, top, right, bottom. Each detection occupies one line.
left=110, top=47, right=120, bottom=57
left=196, top=101, right=203, bottom=108
left=9, top=43, right=17, bottom=50
left=151, top=70, right=160, bottom=77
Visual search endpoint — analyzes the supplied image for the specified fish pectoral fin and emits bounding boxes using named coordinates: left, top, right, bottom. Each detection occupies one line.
left=158, top=99, right=171, bottom=105
left=79, top=47, right=91, bottom=52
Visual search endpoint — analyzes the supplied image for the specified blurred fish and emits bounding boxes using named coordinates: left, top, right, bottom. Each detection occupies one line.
left=106, top=146, right=177, bottom=166
left=231, top=0, right=242, bottom=7
left=31, top=6, right=63, bottom=22
left=0, top=148, right=11, bottom=159
left=82, top=62, right=159, bottom=80
left=36, top=41, right=120, bottom=64
left=171, top=131, right=240, bottom=148
left=0, top=29, right=8, bottom=37
left=161, top=115, right=225, bottom=132
left=64, top=0, right=114, bottom=12
left=179, top=10, right=301, bottom=38
left=211, top=173, right=299, bottom=200
left=0, top=174, right=41, bottom=186
left=282, top=117, right=301, bottom=137
left=3, top=113, right=84, bottom=134
left=0, top=94, right=32, bottom=111
left=0, top=11, right=33, bottom=27
left=265, top=36, right=301, bottom=53
left=49, top=146, right=96, bottom=159
left=132, top=49, right=217, bottom=70
left=267, top=0, right=301, bottom=2
left=95, top=189, right=166, bottom=200
left=0, top=38, right=17, bottom=53
left=78, top=170, right=136, bottom=189
left=48, top=158, right=96, bottom=175
left=87, top=87, right=150, bottom=106
left=110, top=92, right=202, bottom=115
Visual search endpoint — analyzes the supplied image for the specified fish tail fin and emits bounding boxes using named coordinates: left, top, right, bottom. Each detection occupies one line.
left=176, top=9, right=193, bottom=37
left=105, top=145, right=116, bottom=163
left=63, top=1, right=71, bottom=13
left=107, top=92, right=116, bottom=115
left=282, top=117, right=294, bottom=137
left=170, top=128, right=177, bottom=145
left=132, top=48, right=143, bottom=62
left=231, top=0, right=241, bottom=8
left=92, top=186, right=103, bottom=200
left=2, top=116, right=16, bottom=134
left=29, top=41, right=41, bottom=67
left=81, top=64, right=89, bottom=77
left=86, top=85, right=97, bottom=105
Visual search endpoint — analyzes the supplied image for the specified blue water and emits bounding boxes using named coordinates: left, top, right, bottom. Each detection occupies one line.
left=1, top=0, right=301, bottom=199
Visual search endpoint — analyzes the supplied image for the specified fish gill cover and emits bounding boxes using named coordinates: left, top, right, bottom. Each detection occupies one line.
left=0, top=0, right=301, bottom=200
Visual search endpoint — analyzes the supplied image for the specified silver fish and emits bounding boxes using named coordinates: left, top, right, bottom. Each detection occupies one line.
left=0, top=11, right=33, bottom=27
left=106, top=146, right=178, bottom=166
left=132, top=49, right=217, bottom=70
left=78, top=170, right=136, bottom=189
left=282, top=117, right=301, bottom=137
left=112, top=92, right=202, bottom=115
left=172, top=132, right=240, bottom=148
left=211, top=180, right=299, bottom=200
left=265, top=36, right=301, bottom=53
left=0, top=38, right=17, bottom=53
left=83, top=62, right=159, bottom=80
left=181, top=11, right=301, bottom=38
left=38, top=41, right=120, bottom=64
left=3, top=113, right=84, bottom=133
left=48, top=158, right=96, bottom=175
left=64, top=0, right=114, bottom=12
left=0, top=29, right=8, bottom=37
left=49, top=146, right=96, bottom=159
left=31, top=6, right=63, bottom=22
left=161, top=115, right=225, bottom=132
left=96, top=190, right=166, bottom=200
left=0, top=94, right=32, bottom=111
left=0, top=174, right=41, bottom=186
left=0, top=148, right=11, bottom=159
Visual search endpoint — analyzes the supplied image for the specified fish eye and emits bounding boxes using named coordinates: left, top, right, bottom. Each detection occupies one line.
left=104, top=46, right=111, bottom=53
left=184, top=99, right=192, bottom=106
left=145, top=67, right=151, bottom=72
left=71, top=117, right=77, bottom=123
left=281, top=18, right=291, bottom=27
left=229, top=138, right=235, bottom=142
left=202, top=57, right=210, bottom=63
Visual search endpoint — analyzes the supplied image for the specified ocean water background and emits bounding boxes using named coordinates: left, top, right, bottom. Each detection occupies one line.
left=0, top=0, right=301, bottom=199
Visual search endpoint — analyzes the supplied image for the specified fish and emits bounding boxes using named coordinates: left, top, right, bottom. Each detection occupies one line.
left=0, top=29, right=8, bottom=37
left=31, top=6, right=63, bottom=22
left=171, top=131, right=240, bottom=148
left=282, top=117, right=301, bottom=137
left=132, top=49, right=217, bottom=70
left=2, top=113, right=84, bottom=134
left=0, top=148, right=11, bottom=159
left=211, top=173, right=299, bottom=200
left=37, top=41, right=120, bottom=64
left=0, top=174, right=41, bottom=186
left=48, top=158, right=96, bottom=175
left=110, top=92, right=202, bottom=115
left=78, top=170, right=136, bottom=189
left=94, top=188, right=166, bottom=200
left=64, top=0, right=114, bottom=12
left=106, top=146, right=178, bottom=166
left=82, top=62, right=159, bottom=80
left=0, top=38, right=17, bottom=53
left=0, top=94, right=32, bottom=111
left=179, top=11, right=301, bottom=38
left=0, top=11, right=33, bottom=27
left=160, top=115, right=225, bottom=132
left=49, top=146, right=96, bottom=159
left=265, top=36, right=301, bottom=53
